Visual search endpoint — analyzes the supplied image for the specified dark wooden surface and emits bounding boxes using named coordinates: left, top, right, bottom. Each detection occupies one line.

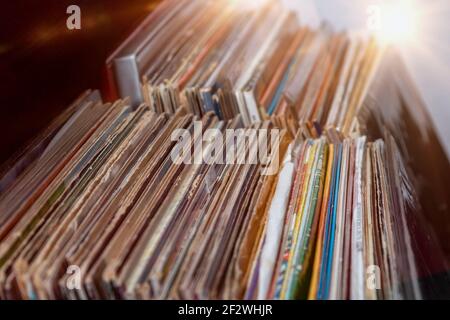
left=0, top=0, right=160, bottom=164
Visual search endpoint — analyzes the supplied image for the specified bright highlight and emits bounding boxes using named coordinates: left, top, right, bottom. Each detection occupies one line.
left=376, top=0, right=419, bottom=45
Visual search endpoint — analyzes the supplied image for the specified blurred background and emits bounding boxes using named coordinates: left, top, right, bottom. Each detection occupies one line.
left=0, top=0, right=161, bottom=164
left=288, top=0, right=450, bottom=158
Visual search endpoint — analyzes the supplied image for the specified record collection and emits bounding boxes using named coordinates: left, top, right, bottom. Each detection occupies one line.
left=108, top=0, right=380, bottom=136
left=1, top=0, right=449, bottom=300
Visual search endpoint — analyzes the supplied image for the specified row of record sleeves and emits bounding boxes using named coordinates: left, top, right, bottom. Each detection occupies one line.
left=109, top=0, right=450, bottom=280
left=0, top=93, right=434, bottom=299
left=106, top=0, right=380, bottom=138
left=0, top=0, right=449, bottom=299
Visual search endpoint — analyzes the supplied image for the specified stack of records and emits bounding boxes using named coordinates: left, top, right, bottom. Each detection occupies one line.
left=107, top=0, right=380, bottom=137
left=0, top=93, right=445, bottom=299
left=1, top=0, right=449, bottom=300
